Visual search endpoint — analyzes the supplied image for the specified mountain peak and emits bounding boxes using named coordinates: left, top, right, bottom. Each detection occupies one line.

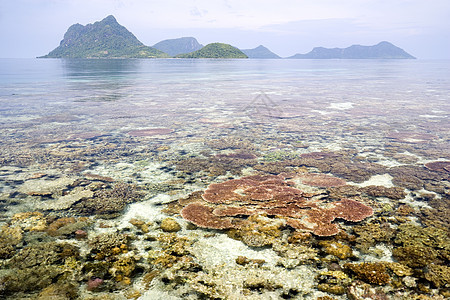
left=102, top=15, right=117, bottom=23
left=153, top=37, right=203, bottom=56
left=39, top=15, right=168, bottom=58
left=241, top=45, right=280, bottom=59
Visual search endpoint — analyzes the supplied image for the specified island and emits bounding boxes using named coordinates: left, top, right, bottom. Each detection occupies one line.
left=175, top=43, right=248, bottom=59
left=152, top=37, right=203, bottom=56
left=39, top=15, right=417, bottom=59
left=39, top=15, right=168, bottom=58
left=241, top=45, right=281, bottom=59
left=288, top=41, right=415, bottom=59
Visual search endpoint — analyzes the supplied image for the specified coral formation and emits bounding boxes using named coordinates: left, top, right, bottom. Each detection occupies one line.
left=88, top=232, right=130, bottom=260
left=297, top=152, right=387, bottom=183
left=317, top=270, right=351, bottom=295
left=353, top=221, right=396, bottom=252
left=424, top=264, right=450, bottom=288
left=0, top=225, right=23, bottom=259
left=344, top=262, right=391, bottom=285
left=128, top=128, right=174, bottom=137
left=319, top=241, right=354, bottom=260
left=180, top=174, right=373, bottom=237
left=73, top=182, right=143, bottom=217
left=0, top=242, right=80, bottom=296
left=160, top=217, right=182, bottom=232
left=424, top=161, right=450, bottom=173
left=388, top=165, right=445, bottom=191
left=300, top=173, right=346, bottom=188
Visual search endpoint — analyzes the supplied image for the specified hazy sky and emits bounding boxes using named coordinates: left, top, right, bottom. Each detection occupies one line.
left=1, top=0, right=449, bottom=58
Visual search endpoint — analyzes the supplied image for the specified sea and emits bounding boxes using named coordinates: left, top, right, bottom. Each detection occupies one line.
left=0, top=58, right=449, bottom=299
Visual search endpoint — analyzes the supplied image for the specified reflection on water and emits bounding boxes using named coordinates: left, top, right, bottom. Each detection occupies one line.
left=0, top=59, right=449, bottom=299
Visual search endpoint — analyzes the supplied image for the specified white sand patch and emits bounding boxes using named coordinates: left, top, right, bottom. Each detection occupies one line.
left=192, top=234, right=278, bottom=268
left=86, top=161, right=175, bottom=184
left=419, top=114, right=446, bottom=119
left=116, top=194, right=177, bottom=231
left=360, top=244, right=394, bottom=263
left=328, top=102, right=354, bottom=110
left=354, top=174, right=394, bottom=188
left=311, top=109, right=332, bottom=115
left=399, top=193, right=432, bottom=209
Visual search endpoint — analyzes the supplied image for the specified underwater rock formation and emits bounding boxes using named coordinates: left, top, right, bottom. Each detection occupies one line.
left=180, top=174, right=373, bottom=236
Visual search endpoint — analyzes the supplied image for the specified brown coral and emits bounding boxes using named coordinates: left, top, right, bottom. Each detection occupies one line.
left=344, top=262, right=391, bottom=285
left=424, top=161, right=450, bottom=173
left=300, top=173, right=346, bottom=188
left=180, top=175, right=373, bottom=236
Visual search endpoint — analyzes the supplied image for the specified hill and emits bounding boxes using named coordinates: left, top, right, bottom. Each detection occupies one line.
left=152, top=37, right=203, bottom=56
left=241, top=45, right=280, bottom=59
left=289, top=41, right=415, bottom=59
left=39, top=15, right=168, bottom=58
left=176, top=43, right=248, bottom=58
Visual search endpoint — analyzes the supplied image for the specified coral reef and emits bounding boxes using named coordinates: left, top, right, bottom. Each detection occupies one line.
left=392, top=222, right=450, bottom=292
left=180, top=174, right=373, bottom=237
left=0, top=225, right=23, bottom=259
left=300, top=173, right=346, bottom=188
left=424, top=161, right=450, bottom=173
left=128, top=128, right=174, bottom=137
left=173, top=155, right=257, bottom=176
left=344, top=262, right=391, bottom=285
left=73, top=182, right=143, bottom=217
left=388, top=165, right=445, bottom=191
left=160, top=217, right=182, bottom=232
left=88, top=232, right=130, bottom=260
left=0, top=242, right=80, bottom=296
left=424, top=264, right=450, bottom=288
left=353, top=221, right=396, bottom=252
left=297, top=153, right=387, bottom=183
left=319, top=241, right=354, bottom=260
left=317, top=270, right=351, bottom=295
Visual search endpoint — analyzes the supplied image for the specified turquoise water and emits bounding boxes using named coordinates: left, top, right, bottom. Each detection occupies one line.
left=0, top=58, right=449, bottom=299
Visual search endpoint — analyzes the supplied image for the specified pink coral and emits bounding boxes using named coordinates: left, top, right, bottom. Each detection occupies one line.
left=300, top=173, right=346, bottom=188
left=87, top=277, right=104, bottom=291
left=180, top=175, right=373, bottom=236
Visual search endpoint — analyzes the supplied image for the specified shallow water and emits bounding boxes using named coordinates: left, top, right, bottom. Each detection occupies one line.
left=0, top=58, right=449, bottom=299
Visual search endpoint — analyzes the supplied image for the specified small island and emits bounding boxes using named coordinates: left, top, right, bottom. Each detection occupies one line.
left=175, top=43, right=248, bottom=59
left=241, top=45, right=281, bottom=59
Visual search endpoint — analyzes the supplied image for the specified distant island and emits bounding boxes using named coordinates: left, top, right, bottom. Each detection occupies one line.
left=152, top=37, right=203, bottom=56
left=175, top=43, right=247, bottom=59
left=39, top=15, right=416, bottom=59
left=241, top=45, right=281, bottom=59
left=289, top=41, right=415, bottom=59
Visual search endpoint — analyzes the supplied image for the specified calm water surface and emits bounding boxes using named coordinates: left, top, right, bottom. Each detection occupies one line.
left=0, top=58, right=449, bottom=299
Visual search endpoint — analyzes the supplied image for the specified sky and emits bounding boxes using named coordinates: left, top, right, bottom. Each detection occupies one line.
left=1, top=0, right=449, bottom=59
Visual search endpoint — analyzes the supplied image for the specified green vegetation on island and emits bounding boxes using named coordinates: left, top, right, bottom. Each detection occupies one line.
left=39, top=15, right=168, bottom=58
left=175, top=43, right=248, bottom=59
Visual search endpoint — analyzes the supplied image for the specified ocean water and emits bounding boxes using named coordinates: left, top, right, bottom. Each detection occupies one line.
left=0, top=58, right=449, bottom=299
